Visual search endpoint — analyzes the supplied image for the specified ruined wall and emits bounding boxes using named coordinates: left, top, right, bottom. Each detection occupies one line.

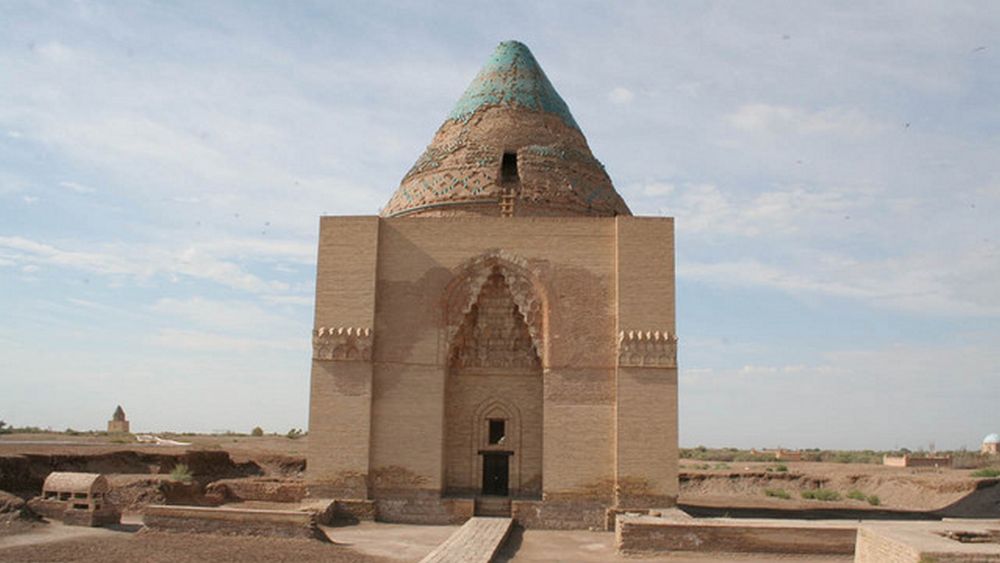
left=143, top=505, right=326, bottom=541
left=616, top=515, right=857, bottom=556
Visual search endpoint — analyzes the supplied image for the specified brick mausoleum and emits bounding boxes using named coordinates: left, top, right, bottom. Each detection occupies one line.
left=306, top=40, right=678, bottom=529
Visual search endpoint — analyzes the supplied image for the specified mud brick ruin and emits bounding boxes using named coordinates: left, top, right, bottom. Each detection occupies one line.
left=306, top=40, right=678, bottom=529
left=28, top=472, right=120, bottom=527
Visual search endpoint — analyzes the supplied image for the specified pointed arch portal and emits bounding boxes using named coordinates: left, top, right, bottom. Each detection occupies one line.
left=443, top=251, right=544, bottom=498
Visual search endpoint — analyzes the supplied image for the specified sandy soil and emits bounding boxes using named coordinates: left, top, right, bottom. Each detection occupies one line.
left=0, top=528, right=387, bottom=563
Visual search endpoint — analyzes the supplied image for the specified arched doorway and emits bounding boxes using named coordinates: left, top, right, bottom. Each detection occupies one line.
left=444, top=258, right=544, bottom=498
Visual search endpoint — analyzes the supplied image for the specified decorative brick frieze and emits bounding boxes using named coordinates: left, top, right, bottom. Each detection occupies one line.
left=617, top=330, right=677, bottom=368
left=312, top=327, right=373, bottom=361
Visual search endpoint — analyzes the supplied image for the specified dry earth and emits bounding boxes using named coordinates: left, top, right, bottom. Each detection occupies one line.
left=2, top=435, right=998, bottom=561
left=678, top=459, right=997, bottom=514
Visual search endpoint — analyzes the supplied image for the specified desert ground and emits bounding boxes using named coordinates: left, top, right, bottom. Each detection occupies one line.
left=2, top=433, right=997, bottom=561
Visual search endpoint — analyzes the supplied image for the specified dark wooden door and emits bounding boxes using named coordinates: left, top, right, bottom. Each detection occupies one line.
left=482, top=453, right=509, bottom=496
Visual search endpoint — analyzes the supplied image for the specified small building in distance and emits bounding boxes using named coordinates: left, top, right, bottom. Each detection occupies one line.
left=107, top=405, right=129, bottom=434
left=883, top=454, right=952, bottom=468
left=982, top=433, right=1000, bottom=455
left=28, top=472, right=120, bottom=526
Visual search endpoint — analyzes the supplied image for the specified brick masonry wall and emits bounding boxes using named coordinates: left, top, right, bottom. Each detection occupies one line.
left=614, top=218, right=678, bottom=506
left=308, top=215, right=678, bottom=526
left=616, top=516, right=857, bottom=556
left=142, top=505, right=326, bottom=541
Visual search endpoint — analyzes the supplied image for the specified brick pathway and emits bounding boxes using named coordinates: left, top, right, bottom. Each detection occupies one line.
left=419, top=517, right=513, bottom=563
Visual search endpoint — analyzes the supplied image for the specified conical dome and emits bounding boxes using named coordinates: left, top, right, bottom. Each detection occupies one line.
left=382, top=41, right=631, bottom=218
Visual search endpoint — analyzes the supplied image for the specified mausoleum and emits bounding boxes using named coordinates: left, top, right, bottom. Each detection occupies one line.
left=306, top=40, right=678, bottom=529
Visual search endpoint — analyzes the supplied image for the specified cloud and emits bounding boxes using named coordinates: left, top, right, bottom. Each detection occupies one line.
left=639, top=182, right=675, bottom=197
left=149, top=328, right=302, bottom=353
left=21, top=195, right=38, bottom=204
left=679, top=245, right=1000, bottom=317
left=0, top=235, right=312, bottom=297
left=654, top=182, right=852, bottom=238
left=150, top=297, right=300, bottom=333
left=728, top=103, right=887, bottom=136
left=608, top=87, right=635, bottom=105
left=34, top=41, right=79, bottom=64
left=59, top=181, right=96, bottom=194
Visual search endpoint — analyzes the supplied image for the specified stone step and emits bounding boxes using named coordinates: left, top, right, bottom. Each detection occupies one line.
left=419, top=516, right=513, bottom=563
left=474, top=496, right=511, bottom=517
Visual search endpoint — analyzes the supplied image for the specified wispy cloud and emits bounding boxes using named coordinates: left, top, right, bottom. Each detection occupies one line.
left=728, top=103, right=887, bottom=136
left=0, top=235, right=311, bottom=296
left=59, top=180, right=96, bottom=194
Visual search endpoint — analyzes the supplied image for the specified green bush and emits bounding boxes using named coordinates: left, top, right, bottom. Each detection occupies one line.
left=867, top=495, right=881, bottom=506
left=971, top=468, right=1000, bottom=478
left=773, top=464, right=788, bottom=472
left=764, top=488, right=791, bottom=499
left=251, top=426, right=264, bottom=437
left=712, top=463, right=731, bottom=470
left=846, top=489, right=866, bottom=501
left=169, top=463, right=193, bottom=483
left=801, top=489, right=840, bottom=501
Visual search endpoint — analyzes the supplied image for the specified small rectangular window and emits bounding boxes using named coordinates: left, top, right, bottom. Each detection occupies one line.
left=501, top=152, right=518, bottom=183
left=488, top=419, right=506, bottom=445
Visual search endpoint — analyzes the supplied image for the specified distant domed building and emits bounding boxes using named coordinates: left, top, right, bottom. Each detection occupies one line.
left=982, top=433, right=1000, bottom=455
left=107, top=405, right=129, bottom=434
left=306, top=40, right=677, bottom=529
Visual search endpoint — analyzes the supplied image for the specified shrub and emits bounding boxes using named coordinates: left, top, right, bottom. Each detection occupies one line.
left=712, top=463, right=731, bottom=470
left=764, top=488, right=791, bottom=499
left=251, top=426, right=264, bottom=437
left=801, top=489, right=840, bottom=501
left=773, top=464, right=788, bottom=472
left=847, top=489, right=866, bottom=501
left=169, top=463, right=193, bottom=483
left=867, top=495, right=881, bottom=506
left=286, top=428, right=304, bottom=440
left=971, top=468, right=1000, bottom=478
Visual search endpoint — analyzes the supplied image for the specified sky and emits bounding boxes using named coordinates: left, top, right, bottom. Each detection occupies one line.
left=1, top=1, right=998, bottom=450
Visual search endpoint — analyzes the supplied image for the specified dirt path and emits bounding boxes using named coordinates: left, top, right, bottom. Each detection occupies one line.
left=0, top=521, right=124, bottom=550
left=324, top=521, right=458, bottom=561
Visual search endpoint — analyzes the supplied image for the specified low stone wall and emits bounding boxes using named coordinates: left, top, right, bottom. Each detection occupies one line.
left=374, top=495, right=473, bottom=525
left=303, top=498, right=377, bottom=525
left=616, top=515, right=857, bottom=556
left=26, top=498, right=120, bottom=527
left=143, top=505, right=327, bottom=541
left=205, top=478, right=306, bottom=504
left=855, top=522, right=1000, bottom=562
left=512, top=498, right=606, bottom=530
